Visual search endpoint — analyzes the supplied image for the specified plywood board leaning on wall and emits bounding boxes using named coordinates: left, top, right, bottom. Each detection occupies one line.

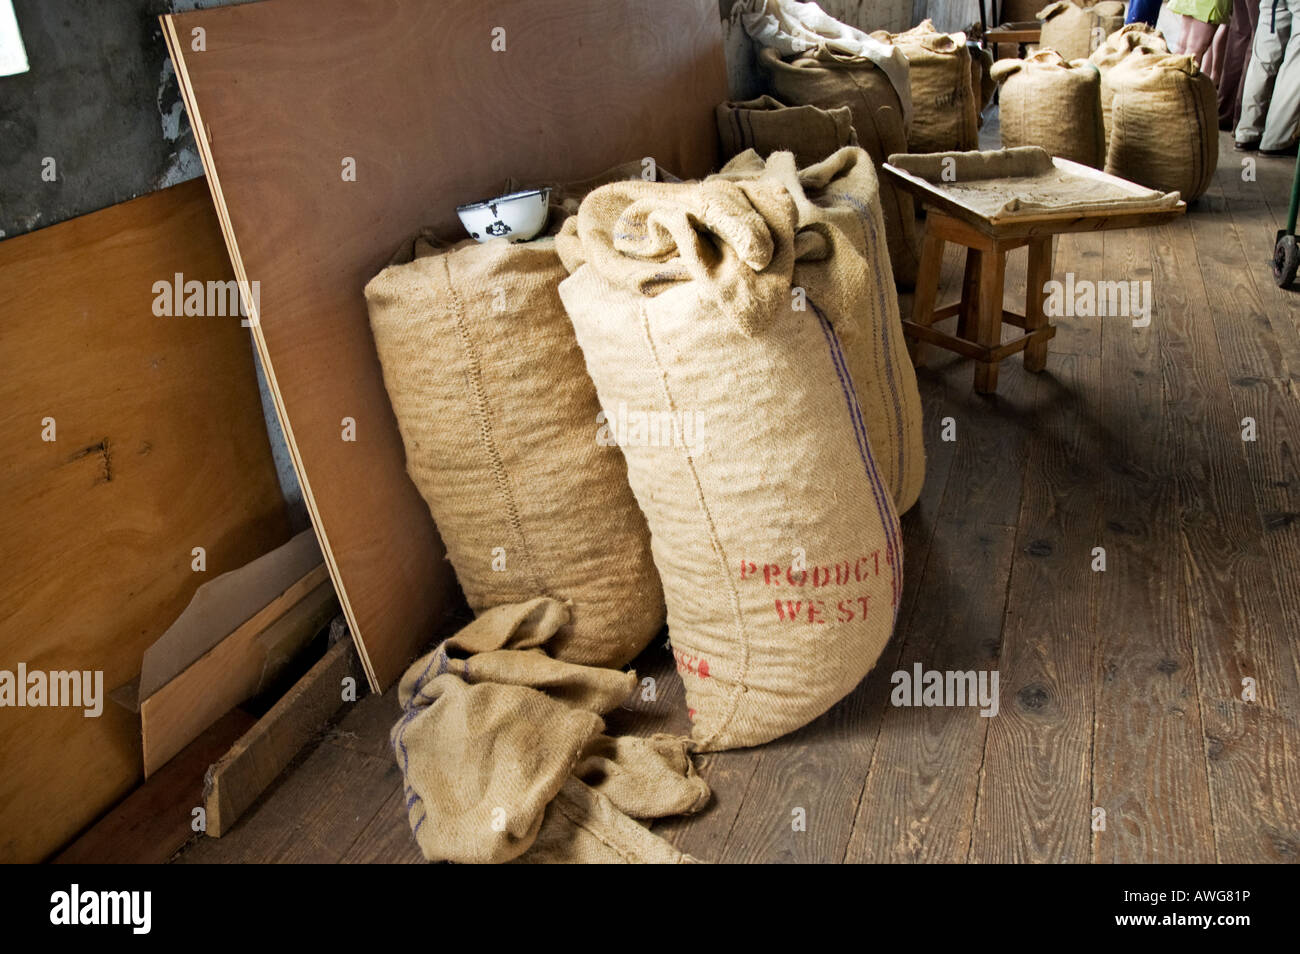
left=0, top=178, right=291, bottom=863
left=161, top=0, right=730, bottom=690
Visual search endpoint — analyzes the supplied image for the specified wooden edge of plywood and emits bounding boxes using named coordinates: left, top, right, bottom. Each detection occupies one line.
left=140, top=563, right=331, bottom=776
left=160, top=14, right=381, bottom=693
left=204, top=637, right=364, bottom=838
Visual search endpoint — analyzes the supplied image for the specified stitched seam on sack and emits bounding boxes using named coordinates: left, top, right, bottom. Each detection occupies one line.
left=552, top=787, right=646, bottom=863
left=441, top=255, right=550, bottom=599
left=833, top=190, right=908, bottom=497
left=810, top=298, right=903, bottom=622
left=637, top=301, right=749, bottom=748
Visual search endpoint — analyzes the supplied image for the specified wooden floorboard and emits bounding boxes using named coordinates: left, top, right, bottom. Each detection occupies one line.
left=171, top=135, right=1300, bottom=865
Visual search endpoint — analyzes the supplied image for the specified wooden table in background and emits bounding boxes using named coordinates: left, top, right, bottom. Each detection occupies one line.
left=884, top=159, right=1186, bottom=394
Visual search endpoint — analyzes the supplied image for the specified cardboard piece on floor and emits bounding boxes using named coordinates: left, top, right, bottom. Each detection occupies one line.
left=141, top=567, right=337, bottom=776
left=205, top=636, right=364, bottom=838
left=52, top=709, right=257, bottom=865
left=161, top=0, right=729, bottom=691
left=0, top=179, right=291, bottom=863
left=137, top=529, right=322, bottom=702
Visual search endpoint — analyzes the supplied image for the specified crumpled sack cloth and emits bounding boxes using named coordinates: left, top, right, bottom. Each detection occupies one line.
left=733, top=0, right=913, bottom=124
left=392, top=597, right=709, bottom=863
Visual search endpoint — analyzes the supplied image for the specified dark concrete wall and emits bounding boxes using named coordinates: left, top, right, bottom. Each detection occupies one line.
left=0, top=1, right=254, bottom=239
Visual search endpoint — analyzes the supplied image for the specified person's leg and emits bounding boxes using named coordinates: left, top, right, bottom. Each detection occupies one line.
left=1219, top=0, right=1253, bottom=126
left=1230, top=0, right=1263, bottom=128
left=1238, top=0, right=1289, bottom=144
left=1204, top=23, right=1230, bottom=81
left=1260, top=0, right=1300, bottom=149
left=1177, top=15, right=1220, bottom=63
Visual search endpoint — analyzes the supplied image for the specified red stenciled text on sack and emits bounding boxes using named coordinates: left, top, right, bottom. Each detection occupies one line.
left=738, top=551, right=891, bottom=623
left=674, top=647, right=711, bottom=679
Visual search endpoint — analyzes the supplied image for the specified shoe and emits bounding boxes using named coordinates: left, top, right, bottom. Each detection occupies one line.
left=1235, top=139, right=1261, bottom=152
left=1261, top=142, right=1299, bottom=157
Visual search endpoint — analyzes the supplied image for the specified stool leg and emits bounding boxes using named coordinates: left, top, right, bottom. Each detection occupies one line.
left=1023, top=236, right=1054, bottom=373
left=973, top=245, right=1006, bottom=394
left=909, top=230, right=946, bottom=368
left=956, top=247, right=982, bottom=340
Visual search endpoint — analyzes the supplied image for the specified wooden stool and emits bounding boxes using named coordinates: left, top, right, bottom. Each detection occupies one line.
left=906, top=211, right=1056, bottom=394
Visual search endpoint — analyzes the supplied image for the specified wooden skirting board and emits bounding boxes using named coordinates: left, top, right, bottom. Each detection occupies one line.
left=161, top=0, right=729, bottom=691
left=0, top=180, right=291, bottom=863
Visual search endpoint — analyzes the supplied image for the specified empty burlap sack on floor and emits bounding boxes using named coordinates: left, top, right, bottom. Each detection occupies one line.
left=1089, top=24, right=1171, bottom=145
left=871, top=20, right=978, bottom=152
left=365, top=214, right=663, bottom=669
left=557, top=165, right=904, bottom=751
left=393, top=598, right=709, bottom=863
left=991, top=50, right=1106, bottom=168
left=1105, top=53, right=1217, bottom=201
left=1038, top=1, right=1127, bottom=61
left=716, top=94, right=858, bottom=167
left=757, top=46, right=920, bottom=287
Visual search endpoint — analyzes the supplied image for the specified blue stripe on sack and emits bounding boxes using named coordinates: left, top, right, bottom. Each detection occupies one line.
left=811, top=298, right=903, bottom=619
left=833, top=191, right=906, bottom=495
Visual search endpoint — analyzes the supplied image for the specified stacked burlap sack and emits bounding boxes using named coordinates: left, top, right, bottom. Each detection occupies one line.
left=735, top=0, right=920, bottom=287
left=991, top=50, right=1106, bottom=168
left=558, top=147, right=916, bottom=751
left=871, top=20, right=979, bottom=153
left=367, top=144, right=921, bottom=859
left=367, top=174, right=707, bottom=863
left=1104, top=53, right=1217, bottom=200
left=1037, top=0, right=1127, bottom=61
left=1089, top=23, right=1170, bottom=145
left=716, top=94, right=858, bottom=167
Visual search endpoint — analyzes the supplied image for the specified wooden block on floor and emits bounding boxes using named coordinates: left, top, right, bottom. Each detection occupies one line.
left=53, top=709, right=256, bottom=865
left=205, top=637, right=363, bottom=838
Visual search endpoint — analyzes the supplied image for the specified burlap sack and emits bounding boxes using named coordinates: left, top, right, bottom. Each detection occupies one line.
left=1038, top=1, right=1127, bottom=61
left=1105, top=53, right=1217, bottom=201
left=716, top=94, right=859, bottom=167
left=715, top=148, right=925, bottom=513
left=364, top=213, right=664, bottom=670
left=757, top=45, right=920, bottom=288
left=871, top=20, right=978, bottom=153
left=392, top=598, right=708, bottom=863
left=971, top=43, right=996, bottom=127
left=557, top=156, right=904, bottom=751
left=991, top=50, right=1106, bottom=168
left=1089, top=24, right=1170, bottom=146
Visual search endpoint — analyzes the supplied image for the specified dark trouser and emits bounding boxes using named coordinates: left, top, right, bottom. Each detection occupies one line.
left=1125, top=0, right=1164, bottom=25
left=1220, top=0, right=1263, bottom=129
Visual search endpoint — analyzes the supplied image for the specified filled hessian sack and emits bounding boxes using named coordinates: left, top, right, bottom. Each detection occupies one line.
left=716, top=94, right=858, bottom=168
left=872, top=20, right=978, bottom=153
left=1105, top=53, right=1217, bottom=201
left=557, top=149, right=905, bottom=751
left=1037, top=1, right=1127, bottom=61
left=757, top=45, right=920, bottom=288
left=1089, top=24, right=1171, bottom=145
left=991, top=50, right=1106, bottom=168
left=364, top=220, right=664, bottom=670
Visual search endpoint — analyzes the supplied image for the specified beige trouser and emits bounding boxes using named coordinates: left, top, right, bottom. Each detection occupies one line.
left=1238, top=0, right=1300, bottom=149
